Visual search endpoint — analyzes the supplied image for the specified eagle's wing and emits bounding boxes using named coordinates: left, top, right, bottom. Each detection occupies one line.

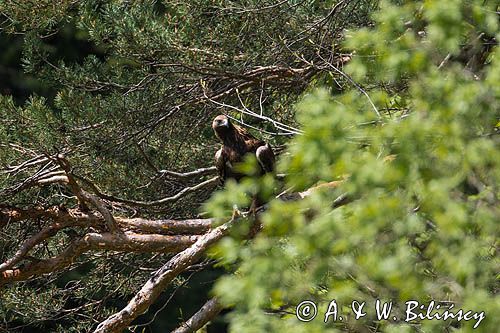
left=256, top=143, right=275, bottom=173
left=215, top=148, right=226, bottom=183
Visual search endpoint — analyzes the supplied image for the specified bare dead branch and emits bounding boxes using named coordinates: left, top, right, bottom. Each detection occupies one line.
left=80, top=232, right=199, bottom=253
left=35, top=173, right=68, bottom=185
left=0, top=216, right=88, bottom=273
left=120, top=217, right=212, bottom=235
left=0, top=205, right=213, bottom=235
left=157, top=166, right=217, bottom=181
left=0, top=163, right=63, bottom=198
left=80, top=190, right=119, bottom=232
left=172, top=297, right=224, bottom=333
left=3, top=155, right=49, bottom=174
left=70, top=120, right=107, bottom=132
left=55, top=154, right=120, bottom=231
left=92, top=179, right=337, bottom=332
left=0, top=235, right=91, bottom=286
left=0, top=203, right=218, bottom=286
left=93, top=221, right=232, bottom=333
left=78, top=176, right=219, bottom=208
left=0, top=232, right=198, bottom=285
left=55, top=154, right=91, bottom=211
left=0, top=143, right=39, bottom=158
left=0, top=205, right=101, bottom=228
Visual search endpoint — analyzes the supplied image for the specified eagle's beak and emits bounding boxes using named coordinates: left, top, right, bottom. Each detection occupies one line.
left=220, top=118, right=229, bottom=127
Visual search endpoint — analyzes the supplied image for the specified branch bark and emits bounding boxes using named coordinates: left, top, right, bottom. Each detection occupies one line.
left=93, top=221, right=231, bottom=333
left=0, top=205, right=213, bottom=235
left=0, top=217, right=88, bottom=273
left=172, top=297, right=224, bottom=333
left=121, top=217, right=212, bottom=235
left=0, top=232, right=198, bottom=285
left=158, top=166, right=217, bottom=181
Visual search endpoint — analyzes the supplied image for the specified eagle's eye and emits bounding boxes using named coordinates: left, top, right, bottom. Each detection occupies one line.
left=213, top=116, right=229, bottom=129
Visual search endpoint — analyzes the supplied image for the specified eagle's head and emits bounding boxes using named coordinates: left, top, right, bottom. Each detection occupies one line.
left=212, top=115, right=230, bottom=129
left=212, top=115, right=231, bottom=141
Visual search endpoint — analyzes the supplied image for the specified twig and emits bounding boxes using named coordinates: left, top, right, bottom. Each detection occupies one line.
left=172, top=297, right=224, bottom=333
left=318, top=53, right=381, bottom=118
left=157, top=166, right=217, bottom=181
left=77, top=176, right=219, bottom=208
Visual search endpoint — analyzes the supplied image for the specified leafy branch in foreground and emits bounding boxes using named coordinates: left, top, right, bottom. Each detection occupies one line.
left=208, top=1, right=499, bottom=332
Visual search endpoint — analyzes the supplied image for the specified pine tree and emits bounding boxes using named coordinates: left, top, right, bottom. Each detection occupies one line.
left=0, top=1, right=498, bottom=332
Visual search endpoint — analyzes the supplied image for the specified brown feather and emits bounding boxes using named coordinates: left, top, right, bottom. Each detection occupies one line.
left=212, top=115, right=275, bottom=183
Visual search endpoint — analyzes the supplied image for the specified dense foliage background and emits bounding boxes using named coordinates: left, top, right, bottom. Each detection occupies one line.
left=0, top=0, right=498, bottom=332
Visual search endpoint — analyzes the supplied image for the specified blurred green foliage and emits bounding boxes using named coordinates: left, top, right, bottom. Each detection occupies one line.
left=208, top=0, right=500, bottom=332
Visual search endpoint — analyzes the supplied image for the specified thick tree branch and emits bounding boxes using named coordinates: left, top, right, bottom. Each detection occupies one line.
left=0, top=216, right=88, bottom=273
left=80, top=190, right=118, bottom=232
left=0, top=232, right=198, bottom=285
left=1, top=176, right=346, bottom=281
left=91, top=178, right=352, bottom=332
left=172, top=297, right=224, bottom=333
left=0, top=235, right=92, bottom=286
left=0, top=205, right=213, bottom=234
left=55, top=155, right=91, bottom=211
left=0, top=205, right=215, bottom=284
left=0, top=205, right=102, bottom=228
left=94, top=221, right=232, bottom=333
left=121, top=217, right=212, bottom=235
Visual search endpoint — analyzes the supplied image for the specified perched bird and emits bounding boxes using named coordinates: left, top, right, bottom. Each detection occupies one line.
left=212, top=115, right=275, bottom=183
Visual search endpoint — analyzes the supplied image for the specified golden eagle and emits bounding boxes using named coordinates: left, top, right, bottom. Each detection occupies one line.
left=212, top=115, right=275, bottom=183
